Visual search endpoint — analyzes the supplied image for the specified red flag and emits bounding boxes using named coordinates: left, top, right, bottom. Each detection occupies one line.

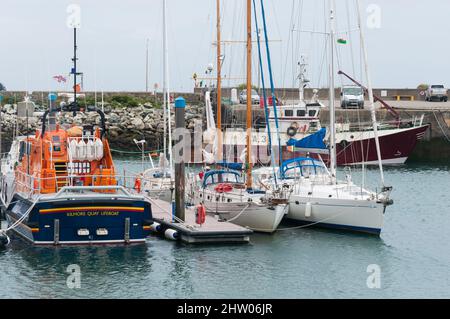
left=74, top=84, right=81, bottom=93
left=53, top=75, right=67, bottom=83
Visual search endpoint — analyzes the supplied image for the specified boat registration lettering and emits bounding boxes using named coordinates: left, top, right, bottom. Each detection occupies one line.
left=66, top=211, right=120, bottom=217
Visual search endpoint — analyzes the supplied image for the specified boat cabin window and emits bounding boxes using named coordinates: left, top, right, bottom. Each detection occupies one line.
left=308, top=110, right=317, bottom=117
left=284, top=110, right=294, bottom=117
left=281, top=158, right=327, bottom=179
left=203, top=171, right=241, bottom=187
left=297, top=110, right=306, bottom=117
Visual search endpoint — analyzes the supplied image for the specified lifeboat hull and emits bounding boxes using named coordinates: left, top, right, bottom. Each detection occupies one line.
left=5, top=194, right=153, bottom=245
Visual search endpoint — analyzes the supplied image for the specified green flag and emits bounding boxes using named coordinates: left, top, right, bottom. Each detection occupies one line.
left=337, top=38, right=347, bottom=44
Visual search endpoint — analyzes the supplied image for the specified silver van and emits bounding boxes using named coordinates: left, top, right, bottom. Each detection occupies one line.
left=340, top=86, right=364, bottom=109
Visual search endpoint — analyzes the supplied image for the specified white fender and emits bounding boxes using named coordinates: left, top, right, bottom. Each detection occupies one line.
left=150, top=222, right=162, bottom=232
left=305, top=202, right=312, bottom=218
left=69, top=139, right=79, bottom=161
left=77, top=140, right=87, bottom=161
left=94, top=139, right=104, bottom=160
left=86, top=140, right=95, bottom=161
left=164, top=228, right=179, bottom=241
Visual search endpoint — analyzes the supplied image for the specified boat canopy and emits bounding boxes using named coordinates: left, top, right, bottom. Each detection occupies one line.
left=280, top=157, right=326, bottom=179
left=286, top=127, right=328, bottom=154
left=202, top=170, right=242, bottom=188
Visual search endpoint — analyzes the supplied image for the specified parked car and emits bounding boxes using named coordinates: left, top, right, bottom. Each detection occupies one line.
left=239, top=89, right=260, bottom=105
left=426, top=85, right=448, bottom=102
left=340, top=85, right=364, bottom=109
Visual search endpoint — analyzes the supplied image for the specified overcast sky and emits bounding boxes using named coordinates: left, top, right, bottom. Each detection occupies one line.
left=0, top=0, right=449, bottom=93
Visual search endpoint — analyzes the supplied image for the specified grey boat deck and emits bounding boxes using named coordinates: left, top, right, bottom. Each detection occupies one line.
left=149, top=199, right=252, bottom=244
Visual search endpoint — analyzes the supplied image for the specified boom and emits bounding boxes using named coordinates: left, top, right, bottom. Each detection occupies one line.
left=338, top=70, right=400, bottom=121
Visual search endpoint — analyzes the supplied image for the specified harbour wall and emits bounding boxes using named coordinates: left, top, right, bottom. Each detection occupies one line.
left=0, top=91, right=202, bottom=106
left=195, top=87, right=430, bottom=102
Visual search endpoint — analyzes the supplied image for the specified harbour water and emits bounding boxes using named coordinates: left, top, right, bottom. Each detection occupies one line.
left=0, top=161, right=449, bottom=299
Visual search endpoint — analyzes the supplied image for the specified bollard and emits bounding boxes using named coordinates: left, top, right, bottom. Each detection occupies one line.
left=174, top=97, right=186, bottom=222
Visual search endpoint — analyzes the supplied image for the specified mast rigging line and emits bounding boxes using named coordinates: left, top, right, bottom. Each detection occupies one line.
left=293, top=0, right=304, bottom=90
left=355, top=0, right=385, bottom=187
left=245, top=0, right=252, bottom=190
left=258, top=0, right=283, bottom=168
left=252, top=0, right=278, bottom=187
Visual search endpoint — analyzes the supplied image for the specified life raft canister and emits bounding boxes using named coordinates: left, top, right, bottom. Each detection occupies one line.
left=196, top=204, right=206, bottom=225
left=214, top=183, right=233, bottom=193
left=134, top=177, right=142, bottom=193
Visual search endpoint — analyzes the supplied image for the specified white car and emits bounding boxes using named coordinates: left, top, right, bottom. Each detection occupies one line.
left=426, top=85, right=448, bottom=102
left=239, top=89, right=260, bottom=105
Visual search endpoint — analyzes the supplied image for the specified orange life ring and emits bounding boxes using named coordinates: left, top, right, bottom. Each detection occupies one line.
left=196, top=204, right=206, bottom=225
left=214, top=183, right=233, bottom=193
left=134, top=177, right=142, bottom=193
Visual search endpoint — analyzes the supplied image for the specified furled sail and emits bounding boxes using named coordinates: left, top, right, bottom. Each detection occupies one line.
left=286, top=128, right=329, bottom=154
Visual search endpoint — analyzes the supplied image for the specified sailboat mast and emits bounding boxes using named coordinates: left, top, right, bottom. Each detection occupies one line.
left=73, top=27, right=77, bottom=107
left=163, top=0, right=173, bottom=173
left=328, top=0, right=337, bottom=183
left=216, top=0, right=223, bottom=161
left=356, top=0, right=385, bottom=186
left=246, top=0, right=253, bottom=189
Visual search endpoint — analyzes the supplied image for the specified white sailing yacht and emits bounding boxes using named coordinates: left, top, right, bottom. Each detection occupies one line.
left=141, top=0, right=174, bottom=202
left=284, top=0, right=393, bottom=235
left=187, top=0, right=288, bottom=233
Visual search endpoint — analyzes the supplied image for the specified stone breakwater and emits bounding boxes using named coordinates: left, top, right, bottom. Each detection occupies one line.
left=0, top=103, right=204, bottom=152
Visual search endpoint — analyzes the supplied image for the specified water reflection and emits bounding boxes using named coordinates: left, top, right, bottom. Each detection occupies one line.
left=6, top=238, right=150, bottom=298
left=1, top=162, right=449, bottom=298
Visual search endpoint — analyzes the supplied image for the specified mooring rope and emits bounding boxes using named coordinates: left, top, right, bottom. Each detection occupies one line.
left=224, top=203, right=251, bottom=223
left=433, top=110, right=450, bottom=143
left=110, top=148, right=163, bottom=155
